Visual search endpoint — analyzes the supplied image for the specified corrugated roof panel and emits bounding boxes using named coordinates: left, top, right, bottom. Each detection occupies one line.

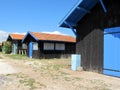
left=79, top=0, right=97, bottom=9
left=59, top=0, right=99, bottom=28
left=67, top=10, right=86, bottom=22
left=10, top=34, right=24, bottom=40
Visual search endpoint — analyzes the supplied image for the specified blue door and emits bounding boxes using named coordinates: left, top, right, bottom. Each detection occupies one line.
left=104, top=27, right=120, bottom=77
left=29, top=42, right=33, bottom=58
left=13, top=43, right=17, bottom=55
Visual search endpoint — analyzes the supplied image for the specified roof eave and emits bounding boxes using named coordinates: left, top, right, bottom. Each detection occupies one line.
left=58, top=0, right=83, bottom=28
left=38, top=39, right=76, bottom=43
left=59, top=0, right=99, bottom=29
left=22, top=32, right=38, bottom=43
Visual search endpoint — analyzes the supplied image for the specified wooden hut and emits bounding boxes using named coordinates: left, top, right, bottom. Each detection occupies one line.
left=59, top=0, right=120, bottom=77
left=22, top=31, right=76, bottom=59
left=7, top=34, right=27, bottom=55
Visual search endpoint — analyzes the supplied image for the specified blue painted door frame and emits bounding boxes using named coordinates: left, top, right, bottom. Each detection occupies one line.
left=104, top=27, right=120, bottom=77
left=13, top=43, right=17, bottom=55
left=29, top=42, right=33, bottom=58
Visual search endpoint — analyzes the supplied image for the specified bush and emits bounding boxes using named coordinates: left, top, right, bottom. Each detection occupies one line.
left=2, top=41, right=11, bottom=54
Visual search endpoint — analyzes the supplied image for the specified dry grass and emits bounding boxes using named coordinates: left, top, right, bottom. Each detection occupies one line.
left=0, top=53, right=120, bottom=90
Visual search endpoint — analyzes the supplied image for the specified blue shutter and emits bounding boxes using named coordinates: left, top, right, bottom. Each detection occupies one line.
left=104, top=27, right=120, bottom=77
left=29, top=42, right=33, bottom=58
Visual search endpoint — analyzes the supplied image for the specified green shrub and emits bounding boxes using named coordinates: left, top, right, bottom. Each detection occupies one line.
left=2, top=41, right=11, bottom=54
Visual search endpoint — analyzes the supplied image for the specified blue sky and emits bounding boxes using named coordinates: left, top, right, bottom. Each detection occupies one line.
left=0, top=0, right=78, bottom=42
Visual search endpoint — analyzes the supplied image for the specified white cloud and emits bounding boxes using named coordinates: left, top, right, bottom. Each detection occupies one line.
left=0, top=30, right=67, bottom=42
left=42, top=31, right=67, bottom=35
left=0, top=30, right=26, bottom=42
left=12, top=32, right=26, bottom=35
left=0, top=30, right=9, bottom=42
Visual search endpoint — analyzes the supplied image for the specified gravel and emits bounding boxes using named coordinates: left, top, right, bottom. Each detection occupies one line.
left=0, top=75, right=13, bottom=90
left=0, top=60, right=16, bottom=88
left=0, top=62, right=16, bottom=75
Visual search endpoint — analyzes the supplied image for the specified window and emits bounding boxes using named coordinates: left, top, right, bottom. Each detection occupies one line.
left=22, top=43, right=27, bottom=49
left=55, top=43, right=65, bottom=50
left=44, top=43, right=54, bottom=50
left=33, top=42, right=38, bottom=50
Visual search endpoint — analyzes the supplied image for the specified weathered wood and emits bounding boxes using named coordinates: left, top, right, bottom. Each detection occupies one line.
left=25, top=38, right=76, bottom=59
left=76, top=0, right=120, bottom=73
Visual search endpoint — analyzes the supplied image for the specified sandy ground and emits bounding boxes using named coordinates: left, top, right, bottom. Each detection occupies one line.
left=0, top=59, right=16, bottom=74
left=0, top=53, right=120, bottom=90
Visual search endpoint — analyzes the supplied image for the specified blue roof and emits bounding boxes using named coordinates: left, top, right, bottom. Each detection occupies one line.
left=59, top=0, right=99, bottom=28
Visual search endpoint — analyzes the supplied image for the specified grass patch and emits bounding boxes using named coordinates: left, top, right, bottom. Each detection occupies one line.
left=6, top=74, right=13, bottom=76
left=0, top=56, right=2, bottom=59
left=73, top=77, right=83, bottom=81
left=19, top=78, right=36, bottom=90
left=53, top=64, right=63, bottom=70
left=17, top=73, right=46, bottom=90
left=5, top=73, right=37, bottom=90
left=89, top=79, right=110, bottom=90
left=64, top=77, right=71, bottom=81
left=60, top=71, right=70, bottom=76
left=37, top=82, right=46, bottom=88
left=19, top=78, right=46, bottom=90
left=5, top=54, right=29, bottom=60
left=26, top=78, right=35, bottom=88
left=52, top=77, right=59, bottom=80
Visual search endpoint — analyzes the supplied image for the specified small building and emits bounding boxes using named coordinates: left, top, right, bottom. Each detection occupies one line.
left=22, top=31, right=76, bottom=59
left=7, top=34, right=27, bottom=55
left=59, top=0, right=120, bottom=77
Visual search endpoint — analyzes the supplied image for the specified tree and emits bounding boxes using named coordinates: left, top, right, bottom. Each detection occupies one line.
left=2, top=41, right=11, bottom=54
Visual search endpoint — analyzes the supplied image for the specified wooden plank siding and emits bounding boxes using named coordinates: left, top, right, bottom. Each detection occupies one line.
left=27, top=41, right=76, bottom=59
left=76, top=29, right=103, bottom=73
left=7, top=34, right=26, bottom=54
left=24, top=33, right=76, bottom=59
left=76, top=0, right=120, bottom=73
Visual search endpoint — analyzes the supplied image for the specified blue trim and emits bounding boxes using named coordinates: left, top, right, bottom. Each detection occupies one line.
left=58, top=0, right=83, bottom=28
left=59, top=0, right=107, bottom=28
left=22, top=31, right=38, bottom=43
left=104, top=27, right=120, bottom=34
left=77, top=7, right=90, bottom=13
left=13, top=43, right=17, bottom=55
left=104, top=27, right=120, bottom=77
left=59, top=0, right=83, bottom=27
left=29, top=32, right=38, bottom=41
left=29, top=42, right=33, bottom=58
left=99, top=0, right=107, bottom=13
left=22, top=32, right=29, bottom=43
left=64, top=21, right=78, bottom=36
left=65, top=21, right=77, bottom=27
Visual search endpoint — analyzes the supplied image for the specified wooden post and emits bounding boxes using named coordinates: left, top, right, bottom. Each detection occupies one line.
left=22, top=50, right=24, bottom=55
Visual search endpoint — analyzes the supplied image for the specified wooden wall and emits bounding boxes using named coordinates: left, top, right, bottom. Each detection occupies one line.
left=24, top=35, right=76, bottom=59
left=33, top=41, right=76, bottom=59
left=76, top=0, right=120, bottom=73
left=0, top=46, right=2, bottom=52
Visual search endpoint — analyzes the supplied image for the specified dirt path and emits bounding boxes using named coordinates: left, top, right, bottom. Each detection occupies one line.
left=0, top=53, right=120, bottom=90
left=0, top=55, right=17, bottom=90
left=0, top=59, right=16, bottom=75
